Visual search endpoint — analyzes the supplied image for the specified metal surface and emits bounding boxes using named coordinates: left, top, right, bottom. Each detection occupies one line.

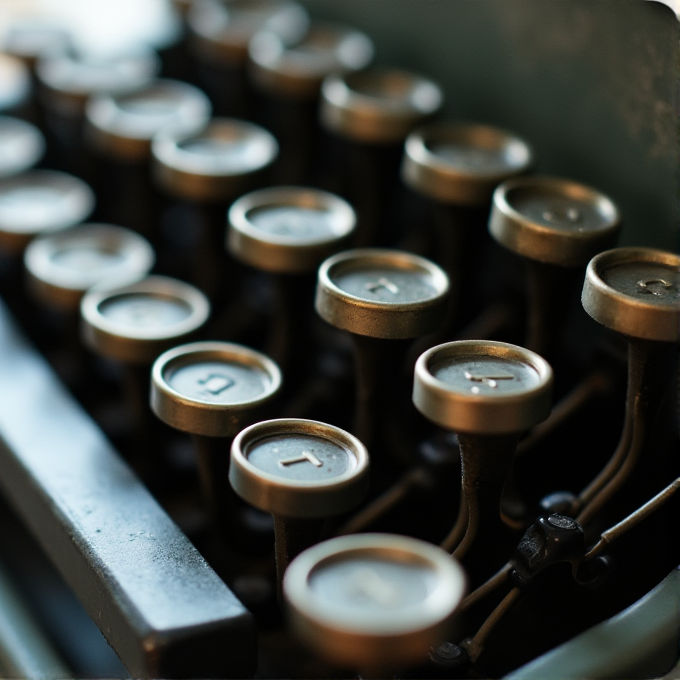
left=582, top=247, right=680, bottom=342
left=413, top=340, right=554, bottom=435
left=152, top=117, right=279, bottom=202
left=248, top=20, right=374, bottom=98
left=0, top=53, right=30, bottom=113
left=25, top=224, right=155, bottom=311
left=80, top=275, right=211, bottom=365
left=188, top=0, right=309, bottom=64
left=320, top=68, right=443, bottom=143
left=230, top=418, right=369, bottom=517
left=0, top=117, right=45, bottom=178
left=283, top=533, right=467, bottom=672
left=151, top=341, right=283, bottom=437
left=85, top=79, right=212, bottom=162
left=402, top=122, right=534, bottom=206
left=503, top=567, right=680, bottom=680
left=489, top=176, right=622, bottom=266
left=0, top=298, right=256, bottom=679
left=315, top=248, right=450, bottom=339
left=0, top=170, right=95, bottom=254
left=228, top=186, right=356, bottom=273
left=36, top=47, right=161, bottom=117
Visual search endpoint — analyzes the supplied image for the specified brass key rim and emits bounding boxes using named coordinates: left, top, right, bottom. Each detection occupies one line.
left=315, top=248, right=450, bottom=339
left=24, top=223, right=155, bottom=311
left=582, top=247, right=680, bottom=342
left=228, top=186, right=356, bottom=273
left=81, top=275, right=210, bottom=364
left=187, top=0, right=309, bottom=64
left=152, top=117, right=279, bottom=202
left=230, top=418, right=369, bottom=518
left=320, top=68, right=443, bottom=144
left=248, top=20, right=374, bottom=98
left=402, top=121, right=534, bottom=206
left=85, top=79, right=212, bottom=162
left=151, top=341, right=282, bottom=437
left=413, top=340, right=553, bottom=434
left=284, top=533, right=466, bottom=668
left=489, top=176, right=621, bottom=266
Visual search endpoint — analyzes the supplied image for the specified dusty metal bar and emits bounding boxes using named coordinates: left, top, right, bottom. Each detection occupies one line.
left=0, top=300, right=256, bottom=679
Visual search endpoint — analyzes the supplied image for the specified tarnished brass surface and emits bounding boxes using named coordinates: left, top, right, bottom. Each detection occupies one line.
left=284, top=533, right=466, bottom=672
left=582, top=247, right=680, bottom=342
left=80, top=275, right=210, bottom=365
left=25, top=224, right=155, bottom=312
left=228, top=186, right=356, bottom=273
left=230, top=418, right=369, bottom=518
left=402, top=122, right=533, bottom=206
left=315, top=248, right=450, bottom=339
left=151, top=341, right=282, bottom=437
left=489, top=176, right=621, bottom=266
left=320, top=68, right=443, bottom=144
left=248, top=20, right=373, bottom=98
left=413, top=340, right=553, bottom=434
left=152, top=117, right=278, bottom=202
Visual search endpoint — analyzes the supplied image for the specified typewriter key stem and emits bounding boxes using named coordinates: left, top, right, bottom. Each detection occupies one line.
left=192, top=433, right=235, bottom=524
left=273, top=514, right=326, bottom=594
left=453, top=432, right=520, bottom=562
left=576, top=340, right=676, bottom=524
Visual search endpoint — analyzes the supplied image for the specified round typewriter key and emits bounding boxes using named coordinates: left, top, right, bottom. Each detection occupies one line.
left=228, top=186, right=356, bottom=274
left=81, top=275, right=210, bottom=365
left=0, top=170, right=95, bottom=254
left=24, top=224, right=155, bottom=311
left=582, top=247, right=680, bottom=343
left=188, top=0, right=308, bottom=65
left=0, top=53, right=30, bottom=114
left=248, top=21, right=374, bottom=100
left=152, top=341, right=282, bottom=437
left=86, top=79, right=212, bottom=162
left=0, top=116, right=45, bottom=178
left=402, top=122, right=534, bottom=207
left=413, top=340, right=553, bottom=435
left=284, top=533, right=466, bottom=673
left=316, top=248, right=449, bottom=339
left=1, top=20, right=72, bottom=68
left=490, top=177, right=621, bottom=267
left=188, top=0, right=308, bottom=116
left=320, top=68, right=443, bottom=145
left=231, top=418, right=369, bottom=585
left=414, top=341, right=552, bottom=567
left=152, top=341, right=282, bottom=523
left=152, top=117, right=278, bottom=202
left=576, top=248, right=680, bottom=526
left=37, top=47, right=161, bottom=118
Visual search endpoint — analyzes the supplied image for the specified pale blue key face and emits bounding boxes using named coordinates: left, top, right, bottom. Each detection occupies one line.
left=427, top=141, right=523, bottom=175
left=51, top=245, right=124, bottom=274
left=247, top=206, right=337, bottom=241
left=309, top=556, right=436, bottom=614
left=99, top=293, right=193, bottom=328
left=601, top=261, right=680, bottom=306
left=0, top=186, right=66, bottom=230
left=508, top=192, right=608, bottom=232
left=166, top=361, right=271, bottom=404
left=245, top=434, right=351, bottom=481
left=333, top=266, right=438, bottom=304
left=430, top=355, right=541, bottom=396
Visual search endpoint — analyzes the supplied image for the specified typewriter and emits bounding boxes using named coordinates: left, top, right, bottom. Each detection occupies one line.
left=0, top=1, right=677, bottom=678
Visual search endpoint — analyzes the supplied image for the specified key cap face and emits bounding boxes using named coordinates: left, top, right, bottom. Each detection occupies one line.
left=490, top=177, right=621, bottom=266
left=284, top=534, right=466, bottom=671
left=0, top=117, right=45, bottom=178
left=582, top=247, right=680, bottom=342
left=414, top=340, right=553, bottom=434
left=230, top=418, right=369, bottom=517
left=152, top=341, right=282, bottom=436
